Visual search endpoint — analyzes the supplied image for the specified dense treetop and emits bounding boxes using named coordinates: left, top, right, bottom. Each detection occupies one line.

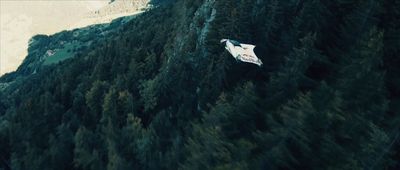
left=1, top=0, right=400, bottom=169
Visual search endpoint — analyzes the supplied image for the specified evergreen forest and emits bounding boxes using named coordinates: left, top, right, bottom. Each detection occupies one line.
left=1, top=0, right=400, bottom=169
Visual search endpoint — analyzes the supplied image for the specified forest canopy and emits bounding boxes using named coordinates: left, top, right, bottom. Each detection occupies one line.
left=1, top=0, right=400, bottom=169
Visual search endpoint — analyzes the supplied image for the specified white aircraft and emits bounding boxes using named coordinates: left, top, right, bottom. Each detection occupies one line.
left=221, top=39, right=263, bottom=66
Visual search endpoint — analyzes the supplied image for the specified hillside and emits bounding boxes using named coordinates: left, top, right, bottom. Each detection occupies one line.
left=69, top=0, right=149, bottom=29
left=0, top=15, right=138, bottom=88
left=0, top=0, right=148, bottom=75
left=1, top=0, right=400, bottom=169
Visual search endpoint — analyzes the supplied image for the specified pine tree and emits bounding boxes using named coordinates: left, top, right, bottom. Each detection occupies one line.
left=47, top=124, right=74, bottom=170
left=265, top=33, right=323, bottom=110
left=335, top=27, right=392, bottom=169
left=85, top=81, right=109, bottom=127
left=74, top=126, right=105, bottom=170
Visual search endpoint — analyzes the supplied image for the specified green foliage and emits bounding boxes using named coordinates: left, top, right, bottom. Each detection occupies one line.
left=74, top=126, right=105, bottom=170
left=1, top=0, right=400, bottom=169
